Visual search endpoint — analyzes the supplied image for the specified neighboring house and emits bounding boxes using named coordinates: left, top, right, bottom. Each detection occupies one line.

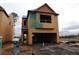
left=22, top=3, right=59, bottom=45
left=0, top=6, right=14, bottom=43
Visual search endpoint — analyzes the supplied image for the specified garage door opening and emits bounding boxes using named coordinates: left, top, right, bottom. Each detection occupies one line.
left=32, top=33, right=57, bottom=44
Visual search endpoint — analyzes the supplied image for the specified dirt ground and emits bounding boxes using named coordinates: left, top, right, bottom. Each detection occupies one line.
left=0, top=42, right=79, bottom=55
left=32, top=43, right=79, bottom=55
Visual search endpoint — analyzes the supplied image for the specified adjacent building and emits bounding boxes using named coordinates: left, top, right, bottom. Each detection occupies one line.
left=0, top=6, right=14, bottom=43
left=22, top=3, right=59, bottom=45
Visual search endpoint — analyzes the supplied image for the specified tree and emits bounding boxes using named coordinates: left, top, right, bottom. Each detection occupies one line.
left=10, top=12, right=19, bottom=38
left=10, top=12, right=18, bottom=25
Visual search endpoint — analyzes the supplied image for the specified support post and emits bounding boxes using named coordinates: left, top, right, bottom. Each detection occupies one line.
left=27, top=31, right=32, bottom=45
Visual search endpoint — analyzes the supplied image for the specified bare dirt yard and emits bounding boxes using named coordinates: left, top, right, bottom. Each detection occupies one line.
left=32, top=43, right=79, bottom=55
left=0, top=38, right=79, bottom=55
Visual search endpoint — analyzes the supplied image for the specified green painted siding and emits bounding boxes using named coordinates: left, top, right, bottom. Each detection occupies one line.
left=36, top=13, right=43, bottom=28
left=36, top=23, right=43, bottom=28
left=29, top=12, right=43, bottom=28
left=30, top=12, right=36, bottom=28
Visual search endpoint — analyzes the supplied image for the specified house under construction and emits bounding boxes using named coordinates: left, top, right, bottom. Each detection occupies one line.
left=22, top=3, right=59, bottom=45
left=0, top=6, right=14, bottom=43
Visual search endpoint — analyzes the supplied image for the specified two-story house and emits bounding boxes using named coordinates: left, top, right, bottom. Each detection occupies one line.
left=22, top=3, right=59, bottom=45
left=0, top=6, right=14, bottom=43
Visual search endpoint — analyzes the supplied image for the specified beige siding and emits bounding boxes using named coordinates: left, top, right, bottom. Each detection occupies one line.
left=0, top=12, right=2, bottom=36
left=37, top=5, right=54, bottom=13
left=0, top=11, right=13, bottom=42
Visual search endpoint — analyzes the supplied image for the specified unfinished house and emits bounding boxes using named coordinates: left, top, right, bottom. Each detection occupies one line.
left=0, top=6, right=14, bottom=43
left=22, top=3, right=59, bottom=45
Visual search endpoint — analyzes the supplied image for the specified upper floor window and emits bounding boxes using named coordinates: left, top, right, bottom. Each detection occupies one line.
left=40, top=15, right=51, bottom=23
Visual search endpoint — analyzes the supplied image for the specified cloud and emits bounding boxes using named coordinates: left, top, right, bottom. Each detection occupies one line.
left=59, top=30, right=75, bottom=36
left=62, top=20, right=79, bottom=30
left=63, top=25, right=79, bottom=30
left=60, top=21, right=79, bottom=36
left=69, top=3, right=79, bottom=8
left=1, top=0, right=79, bottom=36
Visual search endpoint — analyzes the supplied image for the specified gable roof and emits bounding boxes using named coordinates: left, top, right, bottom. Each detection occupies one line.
left=0, top=6, right=9, bottom=17
left=28, top=3, right=59, bottom=16
left=35, top=3, right=56, bottom=13
left=26, top=3, right=59, bottom=19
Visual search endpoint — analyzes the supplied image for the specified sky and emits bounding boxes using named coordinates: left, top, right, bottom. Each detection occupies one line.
left=0, top=0, right=79, bottom=36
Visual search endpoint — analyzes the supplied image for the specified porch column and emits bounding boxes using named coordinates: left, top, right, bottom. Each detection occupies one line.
left=27, top=15, right=32, bottom=45
left=27, top=30, right=32, bottom=45
left=56, top=33, right=60, bottom=44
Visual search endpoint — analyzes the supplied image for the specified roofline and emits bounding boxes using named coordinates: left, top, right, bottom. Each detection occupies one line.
left=26, top=10, right=59, bottom=19
left=28, top=10, right=59, bottom=15
left=26, top=3, right=59, bottom=19
left=0, top=6, right=9, bottom=17
left=35, top=3, right=56, bottom=13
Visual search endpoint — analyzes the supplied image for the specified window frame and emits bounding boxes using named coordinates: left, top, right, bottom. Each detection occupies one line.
left=40, top=14, right=51, bottom=23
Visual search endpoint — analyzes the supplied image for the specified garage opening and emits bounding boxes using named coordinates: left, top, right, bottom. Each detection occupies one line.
left=32, top=33, right=57, bottom=44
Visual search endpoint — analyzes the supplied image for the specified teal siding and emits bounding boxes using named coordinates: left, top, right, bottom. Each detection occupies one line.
left=36, top=23, right=43, bottom=28
left=29, top=12, right=43, bottom=28
left=35, top=13, right=43, bottom=28
left=30, top=12, right=36, bottom=28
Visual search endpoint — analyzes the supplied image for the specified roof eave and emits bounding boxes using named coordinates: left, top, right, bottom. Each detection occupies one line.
left=0, top=6, right=9, bottom=17
left=28, top=10, right=59, bottom=16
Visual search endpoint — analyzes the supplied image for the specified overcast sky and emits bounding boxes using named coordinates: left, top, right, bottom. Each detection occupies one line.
left=0, top=0, right=79, bottom=36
